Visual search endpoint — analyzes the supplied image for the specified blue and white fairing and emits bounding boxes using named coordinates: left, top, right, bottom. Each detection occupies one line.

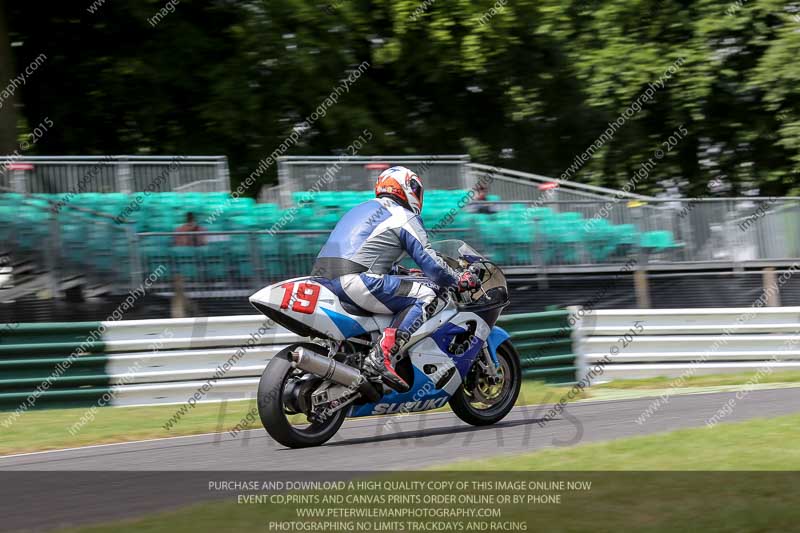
left=249, top=276, right=392, bottom=339
left=250, top=238, right=512, bottom=419
left=349, top=312, right=494, bottom=417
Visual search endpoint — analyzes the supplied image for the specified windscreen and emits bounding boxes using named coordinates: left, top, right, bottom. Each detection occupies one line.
left=430, top=240, right=484, bottom=264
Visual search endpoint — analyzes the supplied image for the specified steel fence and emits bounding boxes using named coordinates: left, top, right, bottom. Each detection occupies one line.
left=0, top=193, right=141, bottom=292
left=0, top=310, right=575, bottom=410
left=573, top=306, right=800, bottom=382
left=1, top=156, right=230, bottom=194
left=466, top=163, right=656, bottom=204
left=133, top=193, right=800, bottom=296
left=277, top=155, right=470, bottom=206
left=136, top=228, right=468, bottom=296
left=137, top=230, right=325, bottom=296
left=470, top=197, right=800, bottom=267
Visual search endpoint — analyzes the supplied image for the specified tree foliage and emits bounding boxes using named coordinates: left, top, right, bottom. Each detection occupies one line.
left=5, top=0, right=800, bottom=195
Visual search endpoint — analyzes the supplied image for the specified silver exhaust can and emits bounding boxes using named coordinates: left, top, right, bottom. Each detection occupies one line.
left=291, top=347, right=364, bottom=388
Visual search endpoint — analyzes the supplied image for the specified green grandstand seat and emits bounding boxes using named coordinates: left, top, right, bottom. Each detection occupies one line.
left=610, top=224, right=640, bottom=258
left=255, top=203, right=281, bottom=226
left=257, top=233, right=284, bottom=277
left=524, top=207, right=553, bottom=222
left=230, top=215, right=260, bottom=229
left=227, top=234, right=257, bottom=280
left=640, top=230, right=676, bottom=253
left=191, top=241, right=224, bottom=282
left=582, top=218, right=614, bottom=262
left=227, top=197, right=256, bottom=217
left=172, top=246, right=202, bottom=280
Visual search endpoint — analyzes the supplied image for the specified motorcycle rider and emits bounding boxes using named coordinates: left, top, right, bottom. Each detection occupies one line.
left=311, top=166, right=481, bottom=392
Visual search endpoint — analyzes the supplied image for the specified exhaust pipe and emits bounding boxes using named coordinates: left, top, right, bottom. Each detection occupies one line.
left=290, top=348, right=381, bottom=402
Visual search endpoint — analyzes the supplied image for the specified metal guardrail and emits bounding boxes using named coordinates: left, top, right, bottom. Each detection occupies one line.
left=2, top=156, right=230, bottom=194
left=3, top=306, right=798, bottom=412
left=5, top=156, right=800, bottom=296
left=136, top=228, right=469, bottom=297
left=277, top=155, right=471, bottom=207
left=465, top=197, right=800, bottom=267
left=0, top=312, right=577, bottom=410
left=0, top=192, right=141, bottom=292
left=573, top=306, right=800, bottom=382
left=466, top=163, right=656, bottom=203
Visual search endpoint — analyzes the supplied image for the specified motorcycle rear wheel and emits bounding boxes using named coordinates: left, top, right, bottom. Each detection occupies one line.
left=257, top=343, right=347, bottom=448
left=449, top=340, right=521, bottom=426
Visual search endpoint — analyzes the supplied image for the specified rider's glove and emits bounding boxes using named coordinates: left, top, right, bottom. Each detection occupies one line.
left=457, top=270, right=481, bottom=293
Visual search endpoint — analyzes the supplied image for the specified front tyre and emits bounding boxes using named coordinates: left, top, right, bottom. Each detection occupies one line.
left=449, top=340, right=521, bottom=426
left=257, top=343, right=346, bottom=448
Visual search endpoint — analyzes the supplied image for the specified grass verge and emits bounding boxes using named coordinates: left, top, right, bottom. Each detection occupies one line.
left=58, top=414, right=800, bottom=533
left=0, top=380, right=581, bottom=455
left=596, top=370, right=800, bottom=390
left=440, top=411, right=800, bottom=470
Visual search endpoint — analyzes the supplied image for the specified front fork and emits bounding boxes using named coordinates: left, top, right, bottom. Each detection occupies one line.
left=476, top=345, right=501, bottom=385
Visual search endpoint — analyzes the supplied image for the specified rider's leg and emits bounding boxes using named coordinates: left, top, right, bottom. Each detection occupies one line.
left=337, top=274, right=437, bottom=391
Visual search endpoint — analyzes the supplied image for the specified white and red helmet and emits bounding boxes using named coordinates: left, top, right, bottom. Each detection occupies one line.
left=374, top=166, right=424, bottom=214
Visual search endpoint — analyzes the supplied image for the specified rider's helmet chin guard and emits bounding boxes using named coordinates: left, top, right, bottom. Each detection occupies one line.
left=375, top=166, right=424, bottom=215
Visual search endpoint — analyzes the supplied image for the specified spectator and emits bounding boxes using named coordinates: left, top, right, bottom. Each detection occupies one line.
left=472, top=184, right=495, bottom=214
left=174, top=212, right=207, bottom=246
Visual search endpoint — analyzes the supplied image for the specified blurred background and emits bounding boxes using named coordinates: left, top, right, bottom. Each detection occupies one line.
left=2, top=6, right=800, bottom=523
left=1, top=0, right=800, bottom=321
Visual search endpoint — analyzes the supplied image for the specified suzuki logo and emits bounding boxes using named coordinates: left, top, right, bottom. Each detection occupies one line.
left=370, top=397, right=448, bottom=415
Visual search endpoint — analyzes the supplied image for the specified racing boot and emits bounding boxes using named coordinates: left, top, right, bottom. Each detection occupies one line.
left=365, top=328, right=410, bottom=393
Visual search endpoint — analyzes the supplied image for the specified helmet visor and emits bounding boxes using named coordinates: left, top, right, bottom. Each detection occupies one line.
left=409, top=177, right=424, bottom=209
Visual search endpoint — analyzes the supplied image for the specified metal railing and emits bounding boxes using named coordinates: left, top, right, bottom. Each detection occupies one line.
left=136, top=228, right=469, bottom=297
left=132, top=194, right=800, bottom=296
left=277, top=155, right=471, bottom=207
left=0, top=193, right=141, bottom=292
left=1, top=156, right=230, bottom=194
left=137, top=230, right=327, bottom=296
left=466, top=163, right=656, bottom=204
left=0, top=311, right=575, bottom=410
left=573, top=306, right=800, bottom=382
left=471, top=197, right=800, bottom=267
left=7, top=195, right=800, bottom=297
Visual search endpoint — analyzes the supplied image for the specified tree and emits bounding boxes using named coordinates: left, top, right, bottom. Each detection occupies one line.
left=4, top=0, right=799, bottom=196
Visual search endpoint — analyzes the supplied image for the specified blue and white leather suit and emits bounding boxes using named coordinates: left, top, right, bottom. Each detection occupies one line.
left=311, top=196, right=459, bottom=335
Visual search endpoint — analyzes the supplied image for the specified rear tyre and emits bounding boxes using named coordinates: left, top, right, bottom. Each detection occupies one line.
left=449, top=340, right=521, bottom=426
left=257, top=343, right=346, bottom=448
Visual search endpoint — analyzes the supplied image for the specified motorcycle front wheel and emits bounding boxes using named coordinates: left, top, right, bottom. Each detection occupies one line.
left=449, top=340, right=521, bottom=426
left=257, top=343, right=346, bottom=448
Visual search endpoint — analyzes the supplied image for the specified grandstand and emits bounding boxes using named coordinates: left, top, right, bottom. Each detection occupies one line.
left=1, top=191, right=682, bottom=294
left=2, top=155, right=798, bottom=310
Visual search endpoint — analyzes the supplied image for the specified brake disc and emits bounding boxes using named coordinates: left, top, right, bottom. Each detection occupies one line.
left=471, top=365, right=506, bottom=405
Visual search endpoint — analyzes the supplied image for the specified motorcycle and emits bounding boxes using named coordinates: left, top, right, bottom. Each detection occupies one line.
left=249, top=239, right=521, bottom=448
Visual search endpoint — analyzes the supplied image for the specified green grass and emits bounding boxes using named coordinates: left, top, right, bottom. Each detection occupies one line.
left=6, top=368, right=800, bottom=457
left=0, top=380, right=581, bottom=455
left=596, top=370, right=800, bottom=390
left=441, top=411, right=800, bottom=470
left=57, top=414, right=800, bottom=533
left=0, top=399, right=257, bottom=456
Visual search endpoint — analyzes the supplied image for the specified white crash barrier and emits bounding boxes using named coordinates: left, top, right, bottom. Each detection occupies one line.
left=573, top=306, right=800, bottom=383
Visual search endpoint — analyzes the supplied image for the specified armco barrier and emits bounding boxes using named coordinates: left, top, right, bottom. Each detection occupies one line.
left=497, top=311, right=577, bottom=384
left=574, top=306, right=800, bottom=383
left=5, top=306, right=798, bottom=412
left=0, top=312, right=578, bottom=411
left=0, top=317, right=302, bottom=410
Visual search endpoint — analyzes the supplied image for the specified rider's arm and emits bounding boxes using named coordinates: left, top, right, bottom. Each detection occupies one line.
left=396, top=217, right=459, bottom=288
